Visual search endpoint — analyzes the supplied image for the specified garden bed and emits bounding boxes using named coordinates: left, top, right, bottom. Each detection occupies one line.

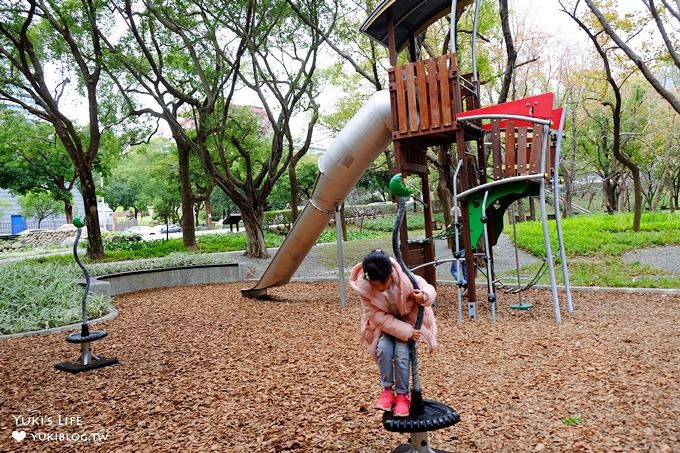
left=0, top=282, right=677, bottom=452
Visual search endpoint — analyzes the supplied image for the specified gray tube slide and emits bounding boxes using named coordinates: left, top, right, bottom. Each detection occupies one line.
left=242, top=90, right=392, bottom=297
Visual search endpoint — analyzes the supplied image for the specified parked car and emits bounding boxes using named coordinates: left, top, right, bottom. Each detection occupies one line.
left=125, top=226, right=156, bottom=236
left=154, top=224, right=182, bottom=234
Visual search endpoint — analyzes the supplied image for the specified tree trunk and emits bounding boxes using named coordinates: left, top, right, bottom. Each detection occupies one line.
left=177, top=142, right=197, bottom=249
left=241, top=208, right=268, bottom=258
left=516, top=198, right=526, bottom=222
left=617, top=177, right=628, bottom=212
left=498, top=0, right=517, bottom=104
left=436, top=145, right=453, bottom=250
left=561, top=106, right=578, bottom=218
left=205, top=195, right=212, bottom=228
left=602, top=176, right=617, bottom=214
left=64, top=200, right=74, bottom=224
left=79, top=166, right=104, bottom=260
left=194, top=203, right=201, bottom=227
left=652, top=154, right=672, bottom=211
left=289, top=161, right=299, bottom=223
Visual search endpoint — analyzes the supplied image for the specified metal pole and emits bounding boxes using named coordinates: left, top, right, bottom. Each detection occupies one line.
left=452, top=159, right=464, bottom=324
left=472, top=0, right=481, bottom=82
left=510, top=203, right=523, bottom=303
left=481, top=190, right=496, bottom=325
left=335, top=207, right=346, bottom=308
left=449, top=0, right=458, bottom=53
left=538, top=124, right=561, bottom=324
left=73, top=227, right=89, bottom=326
left=551, top=108, right=574, bottom=313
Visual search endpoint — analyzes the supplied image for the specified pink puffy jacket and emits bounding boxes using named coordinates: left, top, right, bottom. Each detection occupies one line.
left=349, top=257, right=438, bottom=360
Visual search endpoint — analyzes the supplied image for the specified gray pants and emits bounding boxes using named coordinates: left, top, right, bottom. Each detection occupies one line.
left=377, top=333, right=410, bottom=394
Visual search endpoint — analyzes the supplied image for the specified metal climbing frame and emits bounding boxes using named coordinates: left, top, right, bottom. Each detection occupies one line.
left=453, top=94, right=573, bottom=324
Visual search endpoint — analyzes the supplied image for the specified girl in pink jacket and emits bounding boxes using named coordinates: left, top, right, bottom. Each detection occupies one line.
left=349, top=249, right=437, bottom=417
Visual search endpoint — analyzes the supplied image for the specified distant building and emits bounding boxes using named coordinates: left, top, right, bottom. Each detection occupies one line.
left=0, top=188, right=86, bottom=234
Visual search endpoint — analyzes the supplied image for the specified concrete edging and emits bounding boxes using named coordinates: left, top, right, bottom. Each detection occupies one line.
left=0, top=303, right=120, bottom=340
left=1, top=262, right=247, bottom=340
left=90, top=262, right=247, bottom=297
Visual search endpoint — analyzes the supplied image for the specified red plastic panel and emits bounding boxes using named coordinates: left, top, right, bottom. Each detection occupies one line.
left=457, top=92, right=554, bottom=122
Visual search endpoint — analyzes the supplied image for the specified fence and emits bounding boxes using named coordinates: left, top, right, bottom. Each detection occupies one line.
left=0, top=219, right=67, bottom=235
left=0, top=219, right=118, bottom=235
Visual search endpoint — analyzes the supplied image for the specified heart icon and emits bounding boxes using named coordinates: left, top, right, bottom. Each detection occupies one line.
left=12, top=431, right=26, bottom=442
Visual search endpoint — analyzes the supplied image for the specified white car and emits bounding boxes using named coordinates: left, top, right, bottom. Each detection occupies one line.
left=125, top=226, right=157, bottom=236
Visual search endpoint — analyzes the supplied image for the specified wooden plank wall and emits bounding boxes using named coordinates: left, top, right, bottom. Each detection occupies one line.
left=390, top=54, right=457, bottom=140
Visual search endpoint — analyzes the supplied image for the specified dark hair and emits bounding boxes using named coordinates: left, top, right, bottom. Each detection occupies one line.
left=362, top=249, right=392, bottom=282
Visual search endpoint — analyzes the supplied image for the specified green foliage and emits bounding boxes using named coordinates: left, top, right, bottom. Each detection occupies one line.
left=263, top=209, right=294, bottom=227
left=103, top=238, right=185, bottom=260
left=562, top=415, right=583, bottom=426
left=268, top=155, right=319, bottom=210
left=361, top=212, right=445, bottom=233
left=196, top=232, right=284, bottom=253
left=317, top=228, right=383, bottom=243
left=0, top=262, right=110, bottom=335
left=104, top=138, right=181, bottom=223
left=0, top=109, right=76, bottom=206
left=507, top=213, right=680, bottom=256
left=17, top=191, right=62, bottom=226
left=98, top=232, right=284, bottom=262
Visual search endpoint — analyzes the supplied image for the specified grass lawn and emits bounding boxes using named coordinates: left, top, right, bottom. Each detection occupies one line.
left=501, top=212, right=680, bottom=288
left=509, top=212, right=680, bottom=256
left=500, top=257, right=680, bottom=289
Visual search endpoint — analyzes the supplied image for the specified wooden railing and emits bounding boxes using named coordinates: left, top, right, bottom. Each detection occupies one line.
left=388, top=53, right=458, bottom=141
left=487, top=120, right=558, bottom=180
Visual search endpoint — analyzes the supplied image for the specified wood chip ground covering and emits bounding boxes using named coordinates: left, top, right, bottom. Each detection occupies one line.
left=1, top=282, right=678, bottom=452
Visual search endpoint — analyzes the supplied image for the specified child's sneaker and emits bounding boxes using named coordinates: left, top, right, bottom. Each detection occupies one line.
left=374, top=389, right=395, bottom=411
left=393, top=393, right=410, bottom=417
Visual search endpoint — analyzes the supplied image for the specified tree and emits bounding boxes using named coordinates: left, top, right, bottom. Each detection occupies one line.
left=102, top=178, right=143, bottom=219
left=561, top=1, right=644, bottom=230
left=268, top=155, right=320, bottom=210
left=105, top=137, right=181, bottom=226
left=583, top=0, right=680, bottom=114
left=106, top=0, right=328, bottom=257
left=0, top=0, right=129, bottom=259
left=0, top=109, right=77, bottom=221
left=100, top=0, right=250, bottom=250
left=18, top=191, right=61, bottom=228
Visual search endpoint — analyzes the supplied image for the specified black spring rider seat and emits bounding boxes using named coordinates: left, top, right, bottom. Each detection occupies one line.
left=55, top=217, right=118, bottom=373
left=385, top=176, right=460, bottom=452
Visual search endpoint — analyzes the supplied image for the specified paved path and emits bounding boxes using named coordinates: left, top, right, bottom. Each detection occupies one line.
left=231, top=233, right=541, bottom=283
left=623, top=246, right=680, bottom=273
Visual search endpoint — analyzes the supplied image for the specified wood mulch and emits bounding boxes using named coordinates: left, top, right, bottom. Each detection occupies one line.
left=1, top=282, right=678, bottom=452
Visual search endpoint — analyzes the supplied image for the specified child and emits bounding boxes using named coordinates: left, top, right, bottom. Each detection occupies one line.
left=349, top=249, right=438, bottom=417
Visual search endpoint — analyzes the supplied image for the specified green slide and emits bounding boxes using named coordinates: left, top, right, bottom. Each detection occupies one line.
left=465, top=180, right=540, bottom=247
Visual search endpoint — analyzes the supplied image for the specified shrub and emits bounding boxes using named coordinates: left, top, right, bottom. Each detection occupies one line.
left=0, top=262, right=110, bottom=335
left=263, top=210, right=294, bottom=228
left=317, top=228, right=384, bottom=243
